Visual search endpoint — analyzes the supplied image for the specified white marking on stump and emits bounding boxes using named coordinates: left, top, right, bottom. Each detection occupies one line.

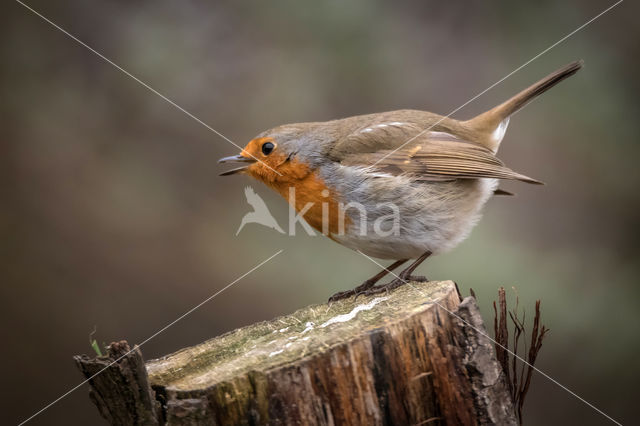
left=321, top=297, right=388, bottom=328
left=301, top=322, right=315, bottom=334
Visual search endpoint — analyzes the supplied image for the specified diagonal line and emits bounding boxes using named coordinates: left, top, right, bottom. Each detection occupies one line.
left=14, top=0, right=282, bottom=176
left=371, top=0, right=623, bottom=168
left=356, top=250, right=622, bottom=426
left=18, top=249, right=284, bottom=426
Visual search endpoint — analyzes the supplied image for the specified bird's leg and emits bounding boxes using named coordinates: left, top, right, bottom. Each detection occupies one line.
left=362, top=251, right=432, bottom=296
left=328, top=259, right=407, bottom=303
left=396, top=251, right=432, bottom=282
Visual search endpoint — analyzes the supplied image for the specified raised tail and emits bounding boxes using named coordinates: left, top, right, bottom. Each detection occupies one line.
left=465, top=60, right=583, bottom=152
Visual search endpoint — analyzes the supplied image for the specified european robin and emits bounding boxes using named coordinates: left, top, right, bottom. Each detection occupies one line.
left=219, top=61, right=582, bottom=301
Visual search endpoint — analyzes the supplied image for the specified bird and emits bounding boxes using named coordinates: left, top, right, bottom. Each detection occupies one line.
left=219, top=61, right=582, bottom=302
left=236, top=186, right=285, bottom=235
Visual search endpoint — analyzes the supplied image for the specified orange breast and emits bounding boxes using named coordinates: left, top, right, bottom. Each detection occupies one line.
left=265, top=160, right=346, bottom=235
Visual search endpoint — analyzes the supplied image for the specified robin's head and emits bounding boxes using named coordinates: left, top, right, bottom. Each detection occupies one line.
left=219, top=124, right=324, bottom=184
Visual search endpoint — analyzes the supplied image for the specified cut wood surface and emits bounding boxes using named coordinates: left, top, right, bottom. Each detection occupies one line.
left=76, top=280, right=516, bottom=425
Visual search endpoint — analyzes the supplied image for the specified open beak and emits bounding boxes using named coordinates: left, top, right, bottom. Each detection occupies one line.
left=218, top=154, right=256, bottom=176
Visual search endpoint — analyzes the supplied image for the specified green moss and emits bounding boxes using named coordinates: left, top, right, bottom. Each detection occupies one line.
left=146, top=280, right=454, bottom=391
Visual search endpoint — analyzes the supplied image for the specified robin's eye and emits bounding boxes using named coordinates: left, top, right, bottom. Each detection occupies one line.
left=261, top=142, right=275, bottom=155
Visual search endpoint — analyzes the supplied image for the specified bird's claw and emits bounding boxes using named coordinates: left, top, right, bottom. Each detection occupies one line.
left=360, top=275, right=430, bottom=297
left=328, top=275, right=429, bottom=303
left=327, top=289, right=356, bottom=304
left=328, top=279, right=377, bottom=304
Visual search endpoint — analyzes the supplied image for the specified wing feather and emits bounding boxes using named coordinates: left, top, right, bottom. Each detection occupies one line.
left=337, top=129, right=542, bottom=184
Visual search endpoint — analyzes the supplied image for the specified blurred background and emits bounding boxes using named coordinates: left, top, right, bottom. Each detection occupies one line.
left=2, top=0, right=638, bottom=424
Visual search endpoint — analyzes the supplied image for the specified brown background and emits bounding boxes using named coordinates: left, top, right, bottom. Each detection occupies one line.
left=2, top=1, right=638, bottom=425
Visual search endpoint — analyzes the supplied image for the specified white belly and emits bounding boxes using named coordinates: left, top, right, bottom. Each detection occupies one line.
left=323, top=165, right=498, bottom=259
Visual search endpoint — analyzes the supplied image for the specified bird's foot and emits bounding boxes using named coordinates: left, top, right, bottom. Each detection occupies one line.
left=328, top=279, right=377, bottom=303
left=360, top=275, right=429, bottom=297
left=327, top=289, right=356, bottom=303
left=360, top=278, right=407, bottom=296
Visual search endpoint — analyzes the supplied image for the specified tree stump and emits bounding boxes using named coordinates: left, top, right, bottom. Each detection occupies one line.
left=75, top=280, right=516, bottom=425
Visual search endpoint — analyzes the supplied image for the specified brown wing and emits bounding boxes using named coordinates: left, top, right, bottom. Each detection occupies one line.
left=337, top=129, right=542, bottom=184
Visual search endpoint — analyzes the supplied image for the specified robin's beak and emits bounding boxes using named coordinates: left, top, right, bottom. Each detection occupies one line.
left=218, top=154, right=256, bottom=176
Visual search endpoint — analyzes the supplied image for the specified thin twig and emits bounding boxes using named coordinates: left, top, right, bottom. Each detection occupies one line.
left=493, top=289, right=549, bottom=425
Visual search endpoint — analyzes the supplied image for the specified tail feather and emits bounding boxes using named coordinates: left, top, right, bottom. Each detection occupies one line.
left=465, top=60, right=583, bottom=151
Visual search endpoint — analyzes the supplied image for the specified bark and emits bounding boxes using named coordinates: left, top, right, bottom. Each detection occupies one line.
left=75, top=280, right=516, bottom=425
left=74, top=341, right=160, bottom=425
